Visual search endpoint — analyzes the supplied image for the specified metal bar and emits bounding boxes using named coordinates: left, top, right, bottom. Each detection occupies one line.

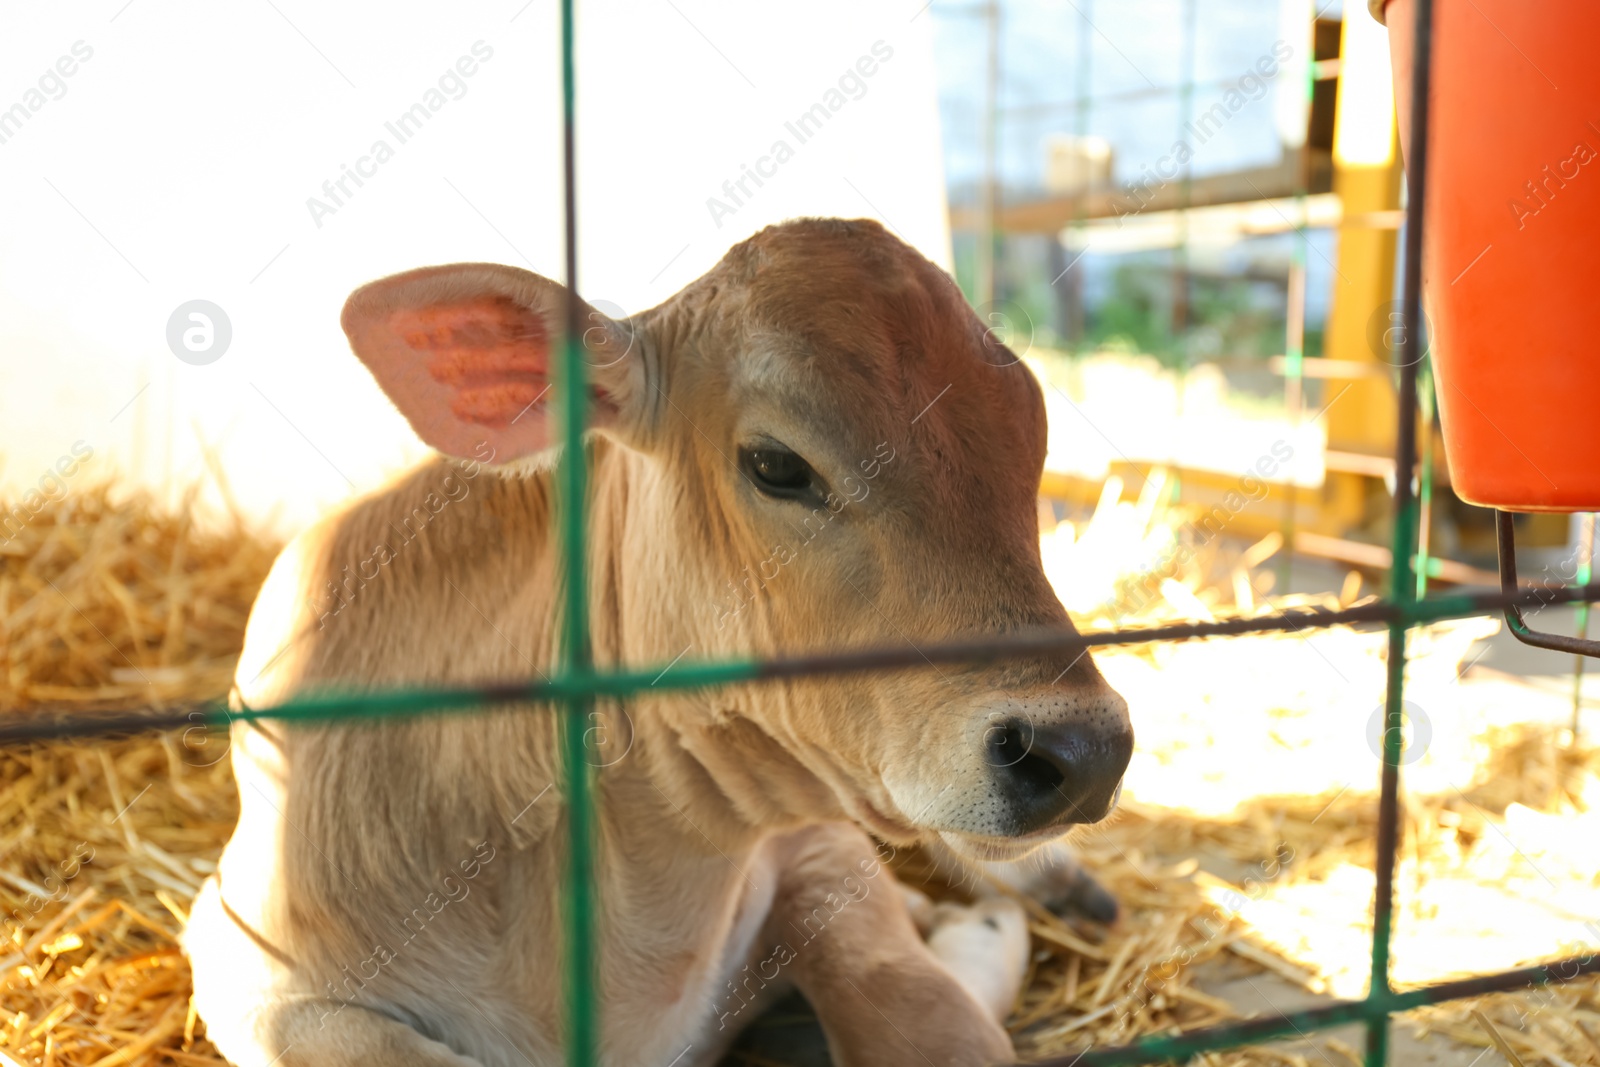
left=1033, top=951, right=1600, bottom=1067
left=1265, top=356, right=1394, bottom=380
left=994, top=63, right=1343, bottom=119
left=556, top=1, right=598, bottom=1062
left=1067, top=0, right=1091, bottom=355
left=1171, top=0, right=1195, bottom=364
left=1497, top=511, right=1600, bottom=658
left=1160, top=0, right=1197, bottom=505
left=10, top=584, right=1600, bottom=748
left=1414, top=360, right=1436, bottom=600
left=1573, top=512, right=1595, bottom=737
left=1277, top=0, right=1316, bottom=596
left=974, top=0, right=999, bottom=306
left=1367, top=0, right=1434, bottom=1058
left=1292, top=529, right=1503, bottom=588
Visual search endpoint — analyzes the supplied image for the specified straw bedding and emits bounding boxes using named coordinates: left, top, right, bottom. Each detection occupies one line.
left=2, top=480, right=1596, bottom=1066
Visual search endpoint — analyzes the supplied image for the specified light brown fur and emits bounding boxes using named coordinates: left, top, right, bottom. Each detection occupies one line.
left=186, top=219, right=1132, bottom=1066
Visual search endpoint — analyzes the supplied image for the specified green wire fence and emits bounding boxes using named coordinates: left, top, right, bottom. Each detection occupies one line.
left=556, top=0, right=598, bottom=1057
left=6, top=1, right=1600, bottom=1065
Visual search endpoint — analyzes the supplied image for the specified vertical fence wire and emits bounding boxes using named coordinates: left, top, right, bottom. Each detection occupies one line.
left=556, top=0, right=599, bottom=1062
left=1415, top=361, right=1436, bottom=600
left=1366, top=0, right=1433, bottom=1061
left=1574, top=513, right=1595, bottom=739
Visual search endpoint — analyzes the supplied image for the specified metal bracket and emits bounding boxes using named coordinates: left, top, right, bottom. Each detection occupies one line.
left=1495, top=510, right=1600, bottom=657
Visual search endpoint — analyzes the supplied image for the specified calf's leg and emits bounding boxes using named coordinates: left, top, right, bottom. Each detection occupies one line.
left=924, top=837, right=1120, bottom=924
left=267, top=1002, right=485, bottom=1067
left=188, top=881, right=487, bottom=1067
left=765, top=825, right=1025, bottom=1067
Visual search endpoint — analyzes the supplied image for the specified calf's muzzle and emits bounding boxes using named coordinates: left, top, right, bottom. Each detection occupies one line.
left=986, top=712, right=1133, bottom=836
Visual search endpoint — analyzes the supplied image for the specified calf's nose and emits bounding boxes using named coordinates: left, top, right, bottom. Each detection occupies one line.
left=986, top=716, right=1133, bottom=836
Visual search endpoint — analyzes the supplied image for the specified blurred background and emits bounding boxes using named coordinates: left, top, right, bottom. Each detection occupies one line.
left=3, top=0, right=1586, bottom=576
left=3, top=2, right=1598, bottom=1065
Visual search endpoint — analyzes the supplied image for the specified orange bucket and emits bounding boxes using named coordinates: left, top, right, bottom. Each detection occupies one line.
left=1381, top=0, right=1600, bottom=512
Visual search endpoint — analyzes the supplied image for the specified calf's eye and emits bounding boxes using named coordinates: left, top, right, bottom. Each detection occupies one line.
left=741, top=446, right=816, bottom=500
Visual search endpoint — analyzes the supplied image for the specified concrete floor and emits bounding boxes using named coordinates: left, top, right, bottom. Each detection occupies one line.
left=1195, top=964, right=1498, bottom=1067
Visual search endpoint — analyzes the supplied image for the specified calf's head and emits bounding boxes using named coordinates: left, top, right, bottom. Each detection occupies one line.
left=341, top=218, right=1132, bottom=860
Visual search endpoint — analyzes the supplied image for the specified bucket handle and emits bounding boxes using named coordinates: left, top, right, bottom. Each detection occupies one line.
left=1495, top=511, right=1600, bottom=657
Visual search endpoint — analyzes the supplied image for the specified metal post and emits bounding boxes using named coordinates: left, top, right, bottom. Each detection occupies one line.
left=1068, top=0, right=1093, bottom=354
left=1172, top=0, right=1195, bottom=364
left=1368, top=0, right=1432, bottom=1061
left=1415, top=359, right=1436, bottom=600
left=1574, top=513, right=1595, bottom=740
left=976, top=0, right=1000, bottom=308
left=1168, top=0, right=1197, bottom=504
left=1278, top=0, right=1315, bottom=594
left=557, top=1, right=599, bottom=1063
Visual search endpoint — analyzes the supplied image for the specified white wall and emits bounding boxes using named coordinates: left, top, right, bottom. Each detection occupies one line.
left=0, top=0, right=950, bottom=533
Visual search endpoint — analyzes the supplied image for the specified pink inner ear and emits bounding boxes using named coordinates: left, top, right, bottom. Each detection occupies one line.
left=395, top=298, right=550, bottom=429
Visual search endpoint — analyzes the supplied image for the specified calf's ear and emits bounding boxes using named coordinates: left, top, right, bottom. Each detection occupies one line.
left=341, top=262, right=648, bottom=465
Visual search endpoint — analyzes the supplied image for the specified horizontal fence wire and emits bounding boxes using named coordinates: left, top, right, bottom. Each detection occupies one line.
left=1039, top=952, right=1600, bottom=1067
left=4, top=583, right=1598, bottom=747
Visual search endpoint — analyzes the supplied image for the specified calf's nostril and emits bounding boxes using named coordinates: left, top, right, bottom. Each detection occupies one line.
left=985, top=714, right=1132, bottom=836
left=1007, top=741, right=1067, bottom=797
left=986, top=721, right=1032, bottom=768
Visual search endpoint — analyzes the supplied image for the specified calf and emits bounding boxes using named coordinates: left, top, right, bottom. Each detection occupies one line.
left=186, top=218, right=1134, bottom=1067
